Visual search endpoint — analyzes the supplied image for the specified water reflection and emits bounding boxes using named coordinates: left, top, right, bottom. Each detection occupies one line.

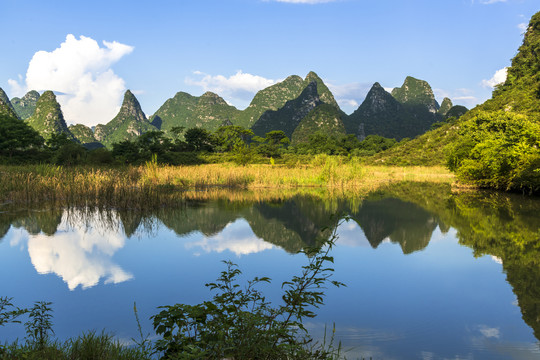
left=185, top=219, right=274, bottom=256
left=6, top=210, right=133, bottom=290
left=1, top=183, right=539, bottom=345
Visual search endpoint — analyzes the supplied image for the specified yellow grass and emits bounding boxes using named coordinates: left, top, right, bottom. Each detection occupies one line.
left=0, top=160, right=455, bottom=207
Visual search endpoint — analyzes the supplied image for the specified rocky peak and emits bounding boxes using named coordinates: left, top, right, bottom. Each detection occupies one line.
left=438, top=97, right=453, bottom=116
left=360, top=82, right=401, bottom=114
left=303, top=71, right=339, bottom=108
left=251, top=81, right=322, bottom=139
left=199, top=92, right=228, bottom=106
left=117, top=90, right=146, bottom=123
left=26, top=90, right=73, bottom=139
left=0, top=87, right=19, bottom=120
left=391, top=76, right=440, bottom=113
left=11, top=90, right=40, bottom=120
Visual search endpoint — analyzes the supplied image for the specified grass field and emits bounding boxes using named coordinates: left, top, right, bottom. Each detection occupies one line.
left=0, top=156, right=455, bottom=207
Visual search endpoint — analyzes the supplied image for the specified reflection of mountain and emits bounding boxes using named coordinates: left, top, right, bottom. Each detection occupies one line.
left=2, top=186, right=539, bottom=340
left=350, top=198, right=438, bottom=254
left=156, top=200, right=241, bottom=237
left=244, top=198, right=337, bottom=253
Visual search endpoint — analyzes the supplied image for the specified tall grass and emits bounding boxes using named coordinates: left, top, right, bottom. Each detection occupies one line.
left=0, top=159, right=455, bottom=207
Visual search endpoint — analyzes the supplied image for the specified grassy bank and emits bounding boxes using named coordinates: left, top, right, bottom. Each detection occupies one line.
left=0, top=157, right=455, bottom=207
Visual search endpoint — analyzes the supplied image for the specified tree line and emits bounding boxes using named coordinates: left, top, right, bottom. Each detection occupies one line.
left=0, top=114, right=397, bottom=166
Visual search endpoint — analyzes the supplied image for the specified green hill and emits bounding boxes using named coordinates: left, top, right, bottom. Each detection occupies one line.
left=150, top=91, right=241, bottom=135
left=234, top=71, right=339, bottom=129
left=0, top=88, right=19, bottom=121
left=391, top=76, right=440, bottom=113
left=234, top=75, right=305, bottom=129
left=444, top=105, right=468, bottom=119
left=69, top=124, right=96, bottom=144
left=291, top=103, right=346, bottom=144
left=95, top=90, right=157, bottom=148
left=251, top=81, right=322, bottom=139
left=438, top=97, right=453, bottom=116
left=11, top=90, right=40, bottom=120
left=25, top=91, right=74, bottom=140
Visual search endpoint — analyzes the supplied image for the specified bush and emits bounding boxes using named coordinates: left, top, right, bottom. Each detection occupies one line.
left=152, top=221, right=346, bottom=360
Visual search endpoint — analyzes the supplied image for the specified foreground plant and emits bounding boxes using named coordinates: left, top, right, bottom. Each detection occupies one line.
left=152, top=219, right=346, bottom=360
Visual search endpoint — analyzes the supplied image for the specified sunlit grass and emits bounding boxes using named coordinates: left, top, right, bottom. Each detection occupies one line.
left=0, top=157, right=455, bottom=207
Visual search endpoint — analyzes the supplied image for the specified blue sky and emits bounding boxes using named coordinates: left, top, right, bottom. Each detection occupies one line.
left=0, top=0, right=537, bottom=127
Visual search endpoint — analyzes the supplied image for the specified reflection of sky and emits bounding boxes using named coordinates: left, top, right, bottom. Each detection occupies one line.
left=185, top=219, right=274, bottom=256
left=1, top=205, right=539, bottom=359
left=14, top=211, right=132, bottom=290
left=335, top=219, right=372, bottom=247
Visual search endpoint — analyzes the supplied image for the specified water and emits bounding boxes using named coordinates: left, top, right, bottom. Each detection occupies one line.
left=1, top=183, right=539, bottom=359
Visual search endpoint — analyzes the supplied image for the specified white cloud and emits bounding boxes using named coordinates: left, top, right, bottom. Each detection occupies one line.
left=185, top=219, right=274, bottom=256
left=25, top=210, right=132, bottom=290
left=186, top=70, right=277, bottom=109
left=481, top=67, right=508, bottom=88
left=478, top=325, right=500, bottom=339
left=9, top=34, right=133, bottom=127
left=518, top=22, right=528, bottom=32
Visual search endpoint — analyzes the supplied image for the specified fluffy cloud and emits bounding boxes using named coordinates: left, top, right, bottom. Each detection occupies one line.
left=518, top=22, right=528, bottom=32
left=481, top=67, right=508, bottom=88
left=186, top=70, right=277, bottom=108
left=185, top=219, right=274, bottom=256
left=9, top=34, right=133, bottom=127
left=26, top=210, right=132, bottom=290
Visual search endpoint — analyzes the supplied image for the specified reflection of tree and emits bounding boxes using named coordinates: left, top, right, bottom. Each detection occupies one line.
left=7, top=209, right=64, bottom=236
left=447, top=194, right=540, bottom=341
left=381, top=182, right=540, bottom=341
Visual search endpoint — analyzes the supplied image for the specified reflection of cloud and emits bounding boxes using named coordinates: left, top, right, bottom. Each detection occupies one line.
left=185, top=219, right=273, bottom=256
left=25, top=211, right=132, bottom=290
left=335, top=220, right=371, bottom=248
left=478, top=325, right=500, bottom=339
left=491, top=255, right=503, bottom=265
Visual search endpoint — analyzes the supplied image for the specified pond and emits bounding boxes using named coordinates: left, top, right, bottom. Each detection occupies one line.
left=1, top=182, right=539, bottom=359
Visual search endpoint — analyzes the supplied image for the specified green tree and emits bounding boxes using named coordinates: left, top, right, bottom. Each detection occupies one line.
left=0, top=114, right=43, bottom=157
left=445, top=110, right=540, bottom=192
left=214, top=125, right=254, bottom=153
left=184, top=127, right=215, bottom=152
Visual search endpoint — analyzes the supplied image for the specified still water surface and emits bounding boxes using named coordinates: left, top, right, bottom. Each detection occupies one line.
left=1, top=184, right=539, bottom=359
